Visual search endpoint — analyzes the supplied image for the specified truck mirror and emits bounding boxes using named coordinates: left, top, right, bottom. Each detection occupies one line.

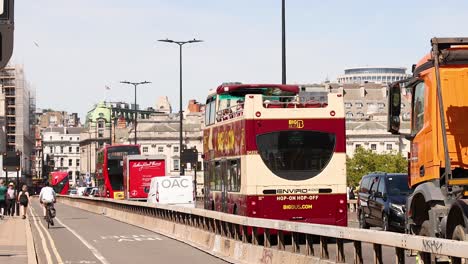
left=387, top=83, right=401, bottom=134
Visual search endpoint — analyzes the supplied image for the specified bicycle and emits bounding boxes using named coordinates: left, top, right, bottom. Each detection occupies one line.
left=44, top=203, right=55, bottom=229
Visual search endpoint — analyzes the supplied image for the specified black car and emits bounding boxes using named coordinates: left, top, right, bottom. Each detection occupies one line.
left=357, top=172, right=410, bottom=232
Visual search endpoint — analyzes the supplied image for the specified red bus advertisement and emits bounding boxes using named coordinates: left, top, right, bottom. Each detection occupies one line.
left=203, top=83, right=347, bottom=226
left=122, top=155, right=166, bottom=200
left=50, top=171, right=70, bottom=195
left=95, top=144, right=140, bottom=199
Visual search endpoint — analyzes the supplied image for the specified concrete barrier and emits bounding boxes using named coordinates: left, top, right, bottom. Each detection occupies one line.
left=58, top=196, right=468, bottom=264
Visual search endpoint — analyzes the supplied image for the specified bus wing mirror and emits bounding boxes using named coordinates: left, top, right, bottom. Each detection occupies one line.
left=387, top=83, right=401, bottom=134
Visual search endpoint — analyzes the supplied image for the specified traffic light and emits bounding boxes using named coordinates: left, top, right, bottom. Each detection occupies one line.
left=0, top=0, right=14, bottom=69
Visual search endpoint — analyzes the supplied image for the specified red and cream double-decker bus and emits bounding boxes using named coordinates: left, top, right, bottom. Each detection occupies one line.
left=203, top=83, right=347, bottom=226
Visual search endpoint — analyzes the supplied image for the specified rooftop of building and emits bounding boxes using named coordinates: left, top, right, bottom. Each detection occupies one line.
left=342, top=67, right=409, bottom=75
left=42, top=127, right=84, bottom=134
left=346, top=121, right=410, bottom=131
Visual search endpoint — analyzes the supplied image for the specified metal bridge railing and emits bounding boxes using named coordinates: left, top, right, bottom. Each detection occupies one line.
left=58, top=195, right=468, bottom=263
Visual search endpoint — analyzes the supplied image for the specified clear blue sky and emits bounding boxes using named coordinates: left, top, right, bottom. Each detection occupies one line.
left=13, top=0, right=468, bottom=119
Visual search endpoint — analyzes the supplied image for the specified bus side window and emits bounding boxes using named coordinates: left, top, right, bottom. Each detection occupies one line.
left=209, top=161, right=215, bottom=191
left=214, top=161, right=221, bottom=191
left=230, top=159, right=241, bottom=192
left=210, top=99, right=217, bottom=124
left=223, top=160, right=232, bottom=192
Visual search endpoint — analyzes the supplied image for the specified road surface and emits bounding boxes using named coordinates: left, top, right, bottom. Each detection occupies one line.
left=28, top=200, right=228, bottom=264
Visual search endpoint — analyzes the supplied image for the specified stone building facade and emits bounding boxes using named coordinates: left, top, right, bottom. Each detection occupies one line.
left=42, top=127, right=84, bottom=185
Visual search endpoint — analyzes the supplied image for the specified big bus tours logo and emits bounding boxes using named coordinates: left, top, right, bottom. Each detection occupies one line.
left=288, top=119, right=304, bottom=129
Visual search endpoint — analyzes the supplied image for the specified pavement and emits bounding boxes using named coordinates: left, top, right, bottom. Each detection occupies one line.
left=0, top=213, right=37, bottom=264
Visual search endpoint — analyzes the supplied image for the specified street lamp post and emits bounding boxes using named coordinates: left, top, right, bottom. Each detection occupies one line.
left=120, top=81, right=151, bottom=145
left=158, top=38, right=202, bottom=176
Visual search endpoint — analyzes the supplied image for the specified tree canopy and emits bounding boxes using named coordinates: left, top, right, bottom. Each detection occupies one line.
left=346, top=147, right=407, bottom=187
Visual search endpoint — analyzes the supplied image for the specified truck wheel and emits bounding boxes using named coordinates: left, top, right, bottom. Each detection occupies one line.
left=451, top=225, right=467, bottom=264
left=417, top=221, right=432, bottom=264
left=359, top=212, right=369, bottom=229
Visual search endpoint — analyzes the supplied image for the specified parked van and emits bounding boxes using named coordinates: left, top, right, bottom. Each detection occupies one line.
left=147, top=176, right=195, bottom=208
left=357, top=173, right=410, bottom=232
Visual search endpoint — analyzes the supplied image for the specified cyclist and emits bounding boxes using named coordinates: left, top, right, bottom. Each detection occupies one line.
left=39, top=181, right=56, bottom=225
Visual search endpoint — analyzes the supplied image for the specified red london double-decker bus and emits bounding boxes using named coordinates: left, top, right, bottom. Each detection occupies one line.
left=203, top=83, right=347, bottom=226
left=50, top=171, right=70, bottom=195
left=95, top=144, right=140, bottom=199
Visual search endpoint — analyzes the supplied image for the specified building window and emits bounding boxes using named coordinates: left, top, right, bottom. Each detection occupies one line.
left=142, top=147, right=148, bottom=153
left=49, top=136, right=52, bottom=140
left=68, top=146, right=72, bottom=153
left=371, top=144, right=377, bottom=151
left=346, top=112, right=353, bottom=118
left=61, top=137, right=63, bottom=140
left=356, top=112, right=364, bottom=118
left=98, top=131, right=104, bottom=138
left=76, top=147, right=79, bottom=153
left=355, top=144, right=362, bottom=149
left=76, top=159, right=80, bottom=166
left=60, top=158, right=64, bottom=167
left=378, top=103, right=385, bottom=109
left=356, top=102, right=363, bottom=108
left=173, top=159, right=180, bottom=171
left=386, top=144, right=393, bottom=150
left=173, top=146, right=179, bottom=153
left=60, top=146, right=64, bottom=153
left=98, top=121, right=104, bottom=129
left=345, top=102, right=352, bottom=108
left=158, top=146, right=164, bottom=153
left=69, top=137, right=72, bottom=141
left=77, top=137, right=80, bottom=140
left=68, top=159, right=72, bottom=166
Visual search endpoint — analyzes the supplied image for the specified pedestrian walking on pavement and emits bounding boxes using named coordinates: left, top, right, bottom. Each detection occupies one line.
left=17, top=185, right=30, bottom=219
left=0, top=180, right=6, bottom=219
left=6, top=182, right=16, bottom=216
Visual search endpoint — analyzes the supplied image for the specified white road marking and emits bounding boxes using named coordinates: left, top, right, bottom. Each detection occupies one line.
left=29, top=205, right=54, bottom=264
left=31, top=204, right=64, bottom=263
left=64, top=261, right=97, bottom=264
left=100, top=234, right=163, bottom=242
left=55, top=217, right=110, bottom=264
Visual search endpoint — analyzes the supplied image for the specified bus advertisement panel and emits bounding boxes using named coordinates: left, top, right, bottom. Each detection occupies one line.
left=123, top=155, right=166, bottom=200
